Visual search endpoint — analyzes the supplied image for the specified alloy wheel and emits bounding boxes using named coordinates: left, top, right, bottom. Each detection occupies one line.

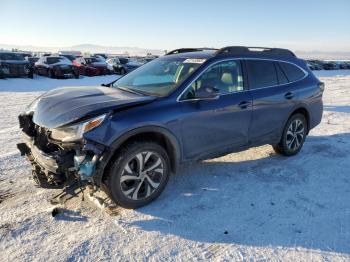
left=120, top=151, right=164, bottom=200
left=286, top=119, right=305, bottom=151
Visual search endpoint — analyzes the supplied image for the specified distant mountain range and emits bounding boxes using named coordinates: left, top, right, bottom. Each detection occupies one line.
left=0, top=43, right=165, bottom=56
left=1, top=43, right=349, bottom=59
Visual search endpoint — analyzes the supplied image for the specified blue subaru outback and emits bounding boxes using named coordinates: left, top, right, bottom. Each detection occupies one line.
left=17, top=46, right=324, bottom=208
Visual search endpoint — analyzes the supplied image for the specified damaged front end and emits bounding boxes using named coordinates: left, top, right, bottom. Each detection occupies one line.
left=17, top=113, right=107, bottom=188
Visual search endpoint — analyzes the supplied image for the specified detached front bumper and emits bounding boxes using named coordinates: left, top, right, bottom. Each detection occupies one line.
left=17, top=114, right=107, bottom=188
left=17, top=134, right=59, bottom=174
left=17, top=131, right=76, bottom=187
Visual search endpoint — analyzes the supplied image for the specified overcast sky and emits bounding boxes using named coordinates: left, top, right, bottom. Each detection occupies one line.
left=1, top=0, right=349, bottom=52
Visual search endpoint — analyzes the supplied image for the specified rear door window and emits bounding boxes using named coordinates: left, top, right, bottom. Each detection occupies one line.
left=246, top=60, right=278, bottom=89
left=279, top=62, right=306, bottom=82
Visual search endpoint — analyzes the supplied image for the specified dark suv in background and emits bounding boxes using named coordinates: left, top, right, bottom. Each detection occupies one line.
left=17, top=46, right=324, bottom=208
left=0, top=52, right=33, bottom=78
left=35, top=56, right=79, bottom=79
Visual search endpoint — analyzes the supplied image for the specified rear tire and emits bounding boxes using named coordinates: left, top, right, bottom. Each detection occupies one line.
left=48, top=69, right=55, bottom=79
left=28, top=69, right=34, bottom=79
left=74, top=71, right=80, bottom=79
left=106, top=141, right=170, bottom=209
left=273, top=113, right=307, bottom=156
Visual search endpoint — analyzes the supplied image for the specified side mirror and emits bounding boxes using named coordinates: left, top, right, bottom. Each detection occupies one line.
left=101, top=83, right=111, bottom=87
left=195, top=86, right=219, bottom=100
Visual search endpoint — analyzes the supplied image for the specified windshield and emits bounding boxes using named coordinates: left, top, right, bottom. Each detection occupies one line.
left=112, top=57, right=204, bottom=97
left=0, top=53, right=25, bottom=61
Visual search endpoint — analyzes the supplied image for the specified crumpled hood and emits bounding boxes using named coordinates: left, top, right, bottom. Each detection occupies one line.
left=32, top=86, right=156, bottom=128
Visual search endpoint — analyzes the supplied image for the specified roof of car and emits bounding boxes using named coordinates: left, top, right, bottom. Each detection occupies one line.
left=163, top=50, right=216, bottom=59
left=46, top=56, right=64, bottom=59
left=164, top=46, right=299, bottom=61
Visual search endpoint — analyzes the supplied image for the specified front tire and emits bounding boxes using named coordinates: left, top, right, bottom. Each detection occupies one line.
left=106, top=141, right=170, bottom=209
left=273, top=113, right=307, bottom=156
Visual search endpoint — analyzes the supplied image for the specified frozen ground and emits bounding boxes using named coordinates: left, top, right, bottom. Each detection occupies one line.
left=0, top=71, right=350, bottom=261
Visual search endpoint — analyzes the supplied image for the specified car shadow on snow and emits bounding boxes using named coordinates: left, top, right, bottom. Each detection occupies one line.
left=128, top=133, right=350, bottom=255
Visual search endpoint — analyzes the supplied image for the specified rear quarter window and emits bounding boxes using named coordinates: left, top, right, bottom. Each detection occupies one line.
left=275, top=63, right=289, bottom=84
left=279, top=62, right=306, bottom=82
left=246, top=60, right=278, bottom=89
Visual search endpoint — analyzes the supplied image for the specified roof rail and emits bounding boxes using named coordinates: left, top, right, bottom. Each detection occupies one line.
left=215, top=46, right=296, bottom=57
left=165, top=47, right=217, bottom=56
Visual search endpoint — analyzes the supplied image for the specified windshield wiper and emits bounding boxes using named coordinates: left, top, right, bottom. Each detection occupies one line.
left=118, top=86, right=149, bottom=96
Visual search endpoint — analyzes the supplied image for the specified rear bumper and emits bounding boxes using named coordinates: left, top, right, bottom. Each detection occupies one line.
left=54, top=68, right=77, bottom=78
left=1, top=65, right=30, bottom=77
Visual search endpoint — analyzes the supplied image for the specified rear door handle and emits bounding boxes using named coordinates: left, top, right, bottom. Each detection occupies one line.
left=284, top=92, right=294, bottom=100
left=238, top=101, right=251, bottom=109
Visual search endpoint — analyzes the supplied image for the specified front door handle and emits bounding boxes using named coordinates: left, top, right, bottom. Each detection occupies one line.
left=284, top=92, right=294, bottom=100
left=238, top=101, right=251, bottom=109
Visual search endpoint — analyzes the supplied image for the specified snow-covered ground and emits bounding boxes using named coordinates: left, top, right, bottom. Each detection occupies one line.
left=0, top=71, right=350, bottom=261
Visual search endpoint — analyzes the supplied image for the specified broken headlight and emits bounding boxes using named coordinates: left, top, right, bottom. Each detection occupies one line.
left=50, top=114, right=106, bottom=142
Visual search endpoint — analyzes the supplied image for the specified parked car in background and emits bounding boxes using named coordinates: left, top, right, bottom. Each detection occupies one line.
left=73, top=56, right=112, bottom=76
left=59, top=54, right=77, bottom=62
left=26, top=57, right=39, bottom=75
left=106, top=57, right=142, bottom=75
left=144, top=56, right=157, bottom=63
left=35, top=56, right=79, bottom=78
left=26, top=57, right=39, bottom=66
left=16, top=52, right=32, bottom=59
left=92, top=54, right=106, bottom=62
left=17, top=46, right=324, bottom=208
left=0, top=51, right=33, bottom=79
left=322, top=61, right=338, bottom=70
left=94, top=53, right=108, bottom=59
left=306, top=60, right=322, bottom=70
left=337, top=61, right=350, bottom=69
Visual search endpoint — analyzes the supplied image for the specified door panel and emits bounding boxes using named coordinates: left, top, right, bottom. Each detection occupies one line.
left=179, top=60, right=252, bottom=160
left=180, top=93, right=252, bottom=160
left=249, top=84, right=295, bottom=144
left=246, top=60, right=298, bottom=144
